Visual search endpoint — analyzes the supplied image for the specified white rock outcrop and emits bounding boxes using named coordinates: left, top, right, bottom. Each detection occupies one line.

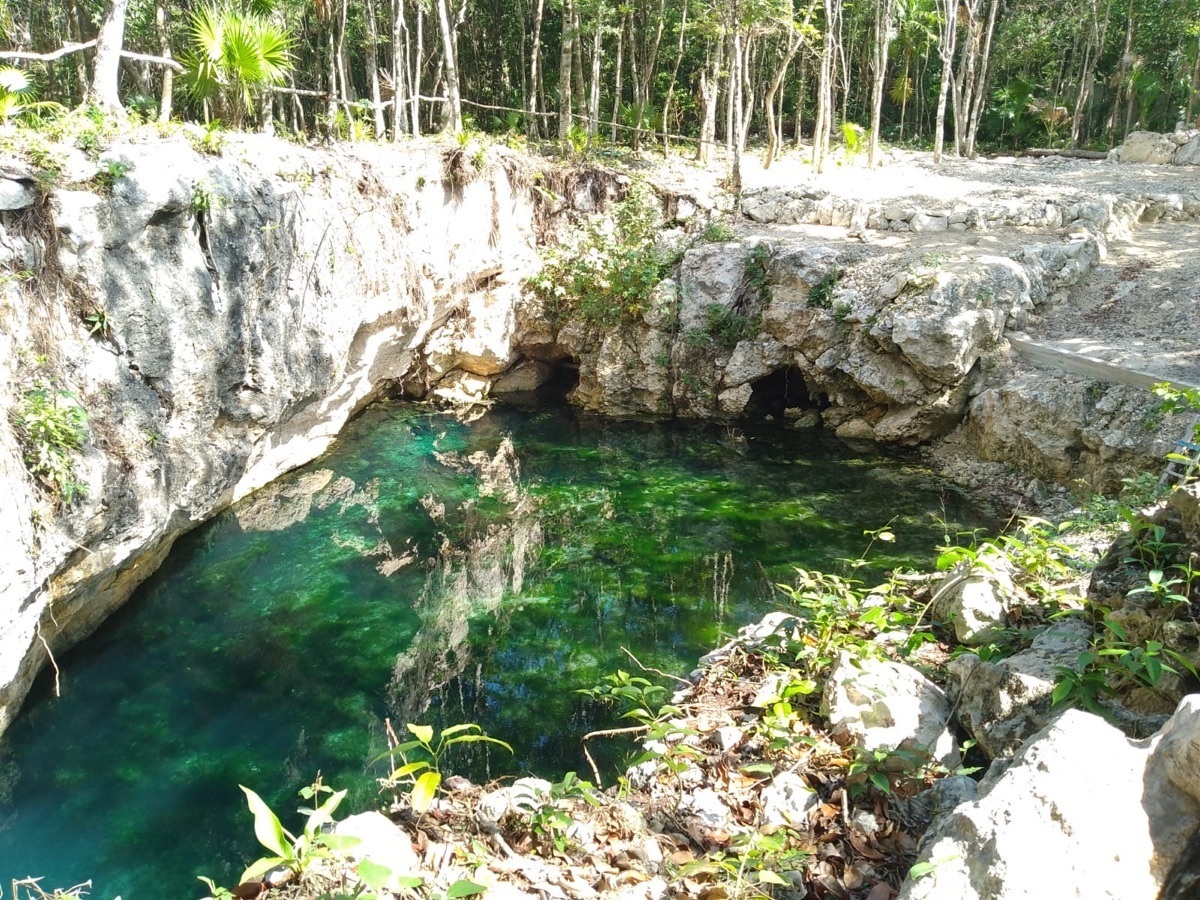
left=823, top=652, right=959, bottom=767
left=901, top=698, right=1200, bottom=900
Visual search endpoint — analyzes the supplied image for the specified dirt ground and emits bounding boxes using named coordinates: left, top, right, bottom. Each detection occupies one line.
left=654, top=145, right=1200, bottom=387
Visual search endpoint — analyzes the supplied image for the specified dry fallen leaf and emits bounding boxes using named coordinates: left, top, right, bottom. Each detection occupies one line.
left=865, top=881, right=894, bottom=900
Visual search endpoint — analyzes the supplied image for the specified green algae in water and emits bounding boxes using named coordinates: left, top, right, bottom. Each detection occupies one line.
left=0, top=403, right=992, bottom=898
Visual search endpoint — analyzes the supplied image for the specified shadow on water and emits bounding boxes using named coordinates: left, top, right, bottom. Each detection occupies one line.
left=0, top=401, right=994, bottom=898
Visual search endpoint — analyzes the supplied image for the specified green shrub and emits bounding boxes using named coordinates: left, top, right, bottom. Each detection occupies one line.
left=14, top=383, right=88, bottom=502
left=530, top=180, right=673, bottom=327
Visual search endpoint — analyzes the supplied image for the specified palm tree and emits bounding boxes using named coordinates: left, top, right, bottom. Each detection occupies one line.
left=181, top=2, right=293, bottom=129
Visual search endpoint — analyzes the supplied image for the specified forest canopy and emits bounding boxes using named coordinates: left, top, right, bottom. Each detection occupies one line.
left=2, top=0, right=1199, bottom=165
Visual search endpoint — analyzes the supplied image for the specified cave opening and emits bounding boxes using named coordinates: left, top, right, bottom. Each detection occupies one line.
left=744, top=366, right=826, bottom=421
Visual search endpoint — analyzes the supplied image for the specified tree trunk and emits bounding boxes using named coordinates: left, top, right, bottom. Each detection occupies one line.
left=765, top=10, right=804, bottom=168
left=965, top=0, right=998, bottom=156
left=528, top=0, right=545, bottom=137
left=391, top=0, right=408, bottom=139
left=661, top=0, right=687, bottom=154
left=435, top=0, right=463, bottom=133
left=587, top=4, right=603, bottom=136
left=572, top=3, right=587, bottom=129
left=559, top=0, right=574, bottom=137
left=697, top=38, right=723, bottom=163
left=412, top=0, right=424, bottom=137
left=610, top=7, right=625, bottom=141
left=155, top=0, right=173, bottom=122
left=69, top=0, right=90, bottom=104
left=90, top=0, right=130, bottom=109
left=868, top=0, right=895, bottom=168
left=932, top=0, right=959, bottom=163
left=366, top=0, right=386, bottom=138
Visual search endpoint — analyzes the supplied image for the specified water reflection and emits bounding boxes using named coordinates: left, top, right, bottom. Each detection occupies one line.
left=0, top=403, right=991, bottom=899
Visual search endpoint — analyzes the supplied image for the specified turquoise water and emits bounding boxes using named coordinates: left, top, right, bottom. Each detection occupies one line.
left=0, top=402, right=990, bottom=898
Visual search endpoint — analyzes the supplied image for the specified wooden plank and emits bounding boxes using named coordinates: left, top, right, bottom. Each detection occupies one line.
left=1004, top=334, right=1200, bottom=392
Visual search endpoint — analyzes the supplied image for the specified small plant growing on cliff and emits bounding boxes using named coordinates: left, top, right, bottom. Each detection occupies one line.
left=14, top=382, right=88, bottom=503
left=83, top=306, right=111, bottom=338
left=807, top=269, right=841, bottom=309
left=91, top=159, right=130, bottom=195
left=376, top=723, right=512, bottom=814
left=702, top=219, right=736, bottom=243
left=530, top=179, right=671, bottom=327
left=744, top=244, right=773, bottom=304
left=192, top=179, right=218, bottom=213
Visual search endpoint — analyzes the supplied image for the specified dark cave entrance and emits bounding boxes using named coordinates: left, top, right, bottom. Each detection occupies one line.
left=744, top=366, right=827, bottom=421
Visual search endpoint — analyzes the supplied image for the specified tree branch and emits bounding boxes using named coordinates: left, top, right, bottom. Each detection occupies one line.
left=0, top=39, right=183, bottom=72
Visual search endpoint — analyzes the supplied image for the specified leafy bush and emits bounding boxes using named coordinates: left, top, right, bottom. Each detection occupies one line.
left=14, top=383, right=88, bottom=502
left=530, top=180, right=674, bottom=327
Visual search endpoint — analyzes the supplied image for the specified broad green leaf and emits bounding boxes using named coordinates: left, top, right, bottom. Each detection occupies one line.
left=240, top=855, right=288, bottom=883
left=318, top=833, right=362, bottom=853
left=439, top=723, right=482, bottom=738
left=411, top=770, right=441, bottom=813
left=756, top=871, right=789, bottom=886
left=1051, top=679, right=1074, bottom=706
left=393, top=760, right=431, bottom=778
left=869, top=772, right=891, bottom=793
left=909, top=861, right=938, bottom=879
left=407, top=723, right=435, bottom=745
left=396, top=875, right=425, bottom=890
left=446, top=880, right=488, bottom=899
left=739, top=762, right=775, bottom=776
left=357, top=858, right=394, bottom=891
left=239, top=786, right=292, bottom=858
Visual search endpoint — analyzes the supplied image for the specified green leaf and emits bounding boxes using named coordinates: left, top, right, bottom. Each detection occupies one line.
left=756, top=871, right=789, bottom=886
left=909, top=861, right=939, bottom=879
left=869, top=772, right=891, bottom=793
left=240, top=855, right=289, bottom=883
left=396, top=875, right=425, bottom=890
left=318, top=833, right=363, bottom=853
left=1051, top=679, right=1074, bottom=706
left=739, top=762, right=776, bottom=776
left=239, top=785, right=293, bottom=858
left=446, top=880, right=488, bottom=899
left=411, top=770, right=441, bottom=813
left=392, top=760, right=431, bottom=778
left=407, top=723, right=435, bottom=745
left=357, top=858, right=394, bottom=891
left=439, top=723, right=482, bottom=738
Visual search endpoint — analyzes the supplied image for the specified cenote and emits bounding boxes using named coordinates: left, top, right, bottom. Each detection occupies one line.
left=0, top=401, right=993, bottom=898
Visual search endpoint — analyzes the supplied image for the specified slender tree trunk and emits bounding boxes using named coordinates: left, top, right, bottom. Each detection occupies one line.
left=391, top=0, right=408, bottom=139
left=435, top=0, right=462, bottom=132
left=965, top=0, right=998, bottom=156
left=868, top=0, right=895, bottom=167
left=662, top=0, right=687, bottom=154
left=338, top=0, right=355, bottom=125
left=587, top=4, right=603, bottom=136
left=572, top=3, right=587, bottom=127
left=697, top=38, right=722, bottom=163
left=731, top=7, right=744, bottom=198
left=765, top=10, right=805, bottom=168
left=528, top=0, right=545, bottom=137
left=412, top=0, right=424, bottom=137
left=813, top=0, right=837, bottom=172
left=559, top=0, right=574, bottom=137
left=69, top=0, right=90, bottom=103
left=90, top=0, right=130, bottom=109
left=610, top=7, right=625, bottom=141
left=932, top=0, right=959, bottom=163
left=1188, top=30, right=1200, bottom=125
left=155, top=0, right=173, bottom=121
left=366, top=0, right=386, bottom=138
left=897, top=47, right=910, bottom=141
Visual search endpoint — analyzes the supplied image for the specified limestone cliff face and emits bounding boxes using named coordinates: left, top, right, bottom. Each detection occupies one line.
left=0, top=135, right=547, bottom=736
